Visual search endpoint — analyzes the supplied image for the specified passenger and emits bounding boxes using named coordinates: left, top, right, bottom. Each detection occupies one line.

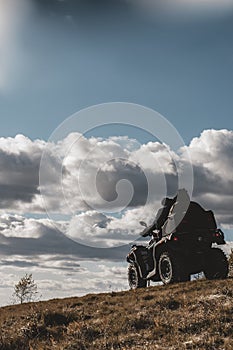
left=141, top=196, right=176, bottom=238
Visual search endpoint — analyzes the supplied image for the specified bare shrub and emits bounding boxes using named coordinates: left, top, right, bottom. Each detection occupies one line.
left=13, top=274, right=38, bottom=304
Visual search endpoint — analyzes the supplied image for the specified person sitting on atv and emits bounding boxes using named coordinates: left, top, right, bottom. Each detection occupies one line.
left=141, top=196, right=176, bottom=239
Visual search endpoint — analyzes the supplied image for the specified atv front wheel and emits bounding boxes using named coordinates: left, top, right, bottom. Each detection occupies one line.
left=128, top=264, right=147, bottom=289
left=158, top=251, right=190, bottom=285
left=203, top=248, right=229, bottom=280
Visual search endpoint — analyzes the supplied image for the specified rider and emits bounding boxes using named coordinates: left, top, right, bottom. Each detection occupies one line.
left=141, top=196, right=176, bottom=239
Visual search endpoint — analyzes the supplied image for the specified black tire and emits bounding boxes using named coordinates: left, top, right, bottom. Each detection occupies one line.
left=203, top=248, right=229, bottom=280
left=158, top=251, right=190, bottom=285
left=128, top=264, right=147, bottom=289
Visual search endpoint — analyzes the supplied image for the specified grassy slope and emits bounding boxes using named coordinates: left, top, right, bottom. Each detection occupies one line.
left=0, top=279, right=233, bottom=350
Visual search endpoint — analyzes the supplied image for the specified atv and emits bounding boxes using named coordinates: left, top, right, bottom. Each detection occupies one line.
left=126, top=198, right=229, bottom=288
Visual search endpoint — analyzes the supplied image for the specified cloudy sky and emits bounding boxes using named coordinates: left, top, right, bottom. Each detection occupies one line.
left=0, top=0, right=233, bottom=306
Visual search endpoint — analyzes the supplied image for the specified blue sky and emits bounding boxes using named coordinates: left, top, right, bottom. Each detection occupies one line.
left=1, top=0, right=233, bottom=143
left=0, top=0, right=233, bottom=306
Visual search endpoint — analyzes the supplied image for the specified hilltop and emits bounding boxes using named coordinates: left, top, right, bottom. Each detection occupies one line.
left=0, top=278, right=232, bottom=350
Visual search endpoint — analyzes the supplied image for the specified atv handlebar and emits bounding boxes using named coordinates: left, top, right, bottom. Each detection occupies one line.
left=140, top=226, right=160, bottom=238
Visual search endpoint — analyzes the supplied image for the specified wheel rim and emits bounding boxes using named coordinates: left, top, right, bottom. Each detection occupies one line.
left=160, top=257, right=172, bottom=282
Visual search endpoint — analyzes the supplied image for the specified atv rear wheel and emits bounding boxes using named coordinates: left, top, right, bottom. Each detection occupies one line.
left=128, top=264, right=147, bottom=289
left=158, top=251, right=190, bottom=285
left=203, top=248, right=229, bottom=280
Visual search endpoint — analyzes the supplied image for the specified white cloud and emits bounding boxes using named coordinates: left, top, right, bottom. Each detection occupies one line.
left=38, top=132, right=177, bottom=217
left=180, top=129, right=233, bottom=226
left=0, top=127, right=232, bottom=270
left=0, top=214, right=65, bottom=239
left=182, top=129, right=233, bottom=181
left=0, top=212, right=130, bottom=260
left=67, top=205, right=154, bottom=247
left=0, top=129, right=233, bottom=230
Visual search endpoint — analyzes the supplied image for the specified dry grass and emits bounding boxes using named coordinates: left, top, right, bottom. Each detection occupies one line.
left=0, top=278, right=233, bottom=350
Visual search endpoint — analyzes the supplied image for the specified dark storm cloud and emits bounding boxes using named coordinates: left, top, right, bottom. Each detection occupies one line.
left=0, top=147, right=40, bottom=205
left=0, top=184, right=39, bottom=206
left=0, top=259, right=39, bottom=268
left=0, top=256, right=83, bottom=271
left=0, top=136, right=65, bottom=211
left=0, top=225, right=128, bottom=261
left=96, top=159, right=148, bottom=208
left=192, top=165, right=233, bottom=198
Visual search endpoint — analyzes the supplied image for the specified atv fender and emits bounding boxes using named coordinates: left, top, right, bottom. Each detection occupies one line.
left=126, top=246, right=148, bottom=278
left=146, top=237, right=177, bottom=278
